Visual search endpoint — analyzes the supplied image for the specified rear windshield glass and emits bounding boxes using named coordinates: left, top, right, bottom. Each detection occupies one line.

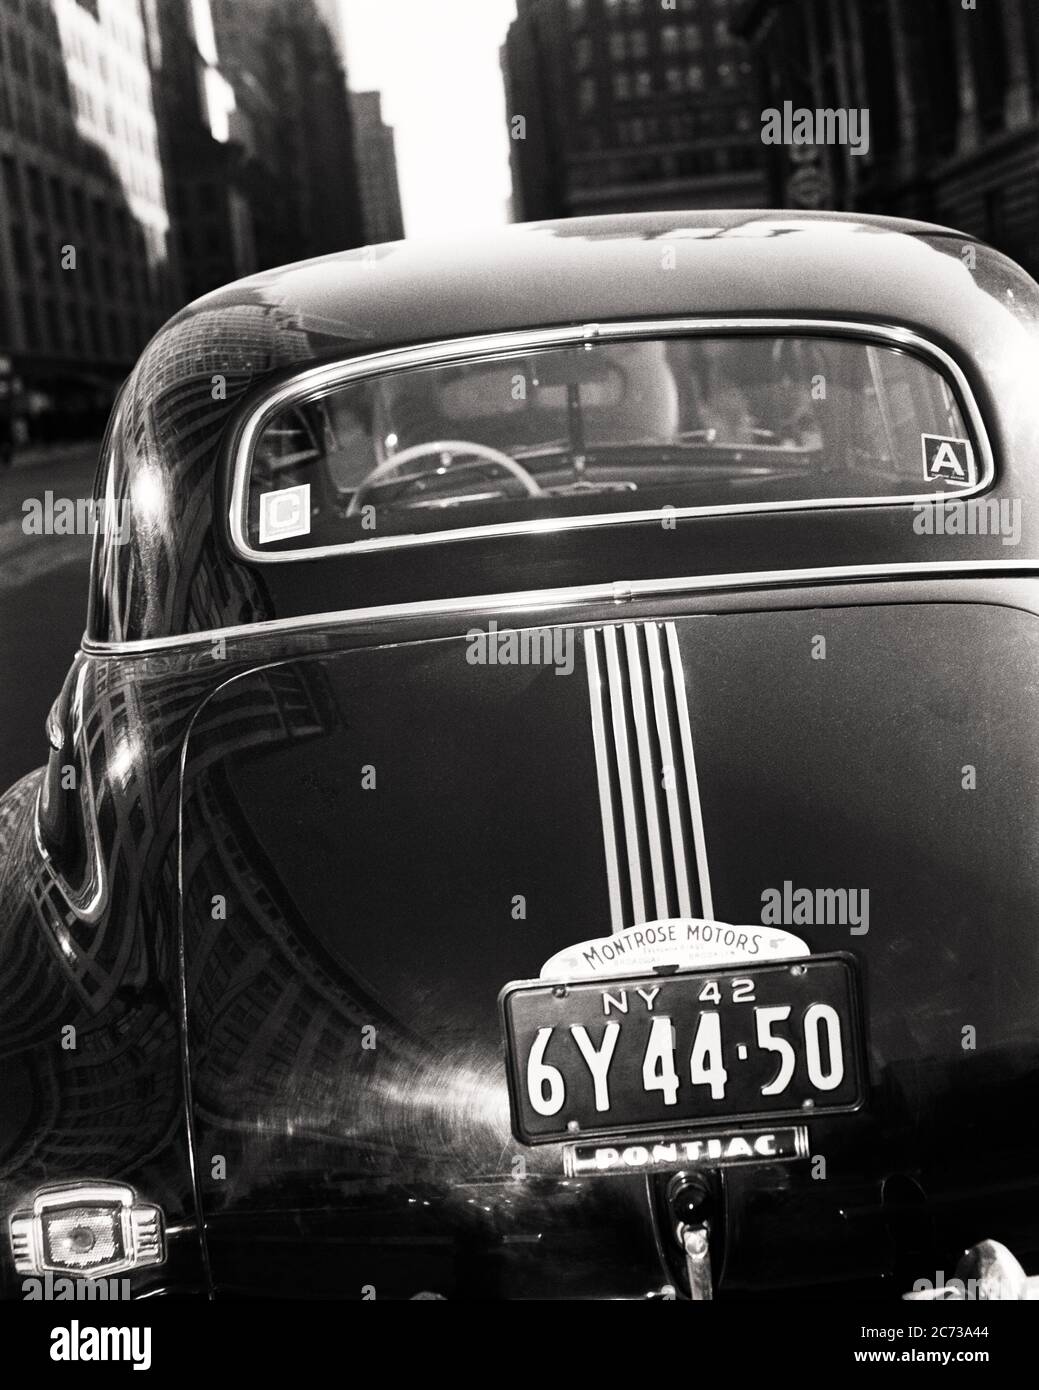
left=243, top=334, right=980, bottom=551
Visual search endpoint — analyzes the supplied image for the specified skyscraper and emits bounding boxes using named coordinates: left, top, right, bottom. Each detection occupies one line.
left=0, top=0, right=179, bottom=437
left=209, top=0, right=366, bottom=271
left=737, top=0, right=1039, bottom=280
left=502, top=0, right=767, bottom=221
left=350, top=91, right=405, bottom=244
left=143, top=0, right=254, bottom=305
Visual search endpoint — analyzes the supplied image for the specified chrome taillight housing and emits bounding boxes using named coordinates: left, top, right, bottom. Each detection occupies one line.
left=10, top=1182, right=164, bottom=1277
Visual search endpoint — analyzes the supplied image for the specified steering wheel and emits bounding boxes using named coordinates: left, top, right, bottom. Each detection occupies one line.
left=347, top=439, right=544, bottom=516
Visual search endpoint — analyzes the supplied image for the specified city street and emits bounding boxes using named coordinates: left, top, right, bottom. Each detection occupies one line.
left=0, top=444, right=99, bottom=792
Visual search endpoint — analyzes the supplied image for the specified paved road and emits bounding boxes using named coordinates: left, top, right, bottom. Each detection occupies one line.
left=0, top=444, right=101, bottom=793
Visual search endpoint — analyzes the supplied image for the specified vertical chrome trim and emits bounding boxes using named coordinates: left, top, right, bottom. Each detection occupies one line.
left=645, top=622, right=693, bottom=917
left=583, top=631, right=624, bottom=933
left=624, top=623, right=669, bottom=919
left=666, top=623, right=714, bottom=918
left=603, top=625, right=645, bottom=926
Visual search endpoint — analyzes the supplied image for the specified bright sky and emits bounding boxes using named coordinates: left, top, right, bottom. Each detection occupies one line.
left=338, top=0, right=519, bottom=240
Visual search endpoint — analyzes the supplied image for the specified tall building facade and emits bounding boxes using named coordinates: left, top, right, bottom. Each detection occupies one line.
left=737, top=0, right=1039, bottom=280
left=502, top=0, right=767, bottom=221
left=209, top=0, right=366, bottom=272
left=0, top=0, right=180, bottom=438
left=349, top=91, right=405, bottom=244
left=142, top=0, right=253, bottom=306
left=0, top=0, right=368, bottom=443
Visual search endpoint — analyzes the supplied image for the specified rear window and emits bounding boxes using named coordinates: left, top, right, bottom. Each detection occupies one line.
left=240, top=332, right=983, bottom=553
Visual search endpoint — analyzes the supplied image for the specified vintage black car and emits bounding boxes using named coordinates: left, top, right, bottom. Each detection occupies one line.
left=2, top=210, right=1039, bottom=1300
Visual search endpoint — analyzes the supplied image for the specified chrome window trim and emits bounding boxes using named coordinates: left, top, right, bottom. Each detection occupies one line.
left=228, top=317, right=995, bottom=563
left=82, top=559, right=1039, bottom=657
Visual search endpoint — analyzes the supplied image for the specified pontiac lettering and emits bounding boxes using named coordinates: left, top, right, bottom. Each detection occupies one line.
left=563, top=1125, right=809, bottom=1176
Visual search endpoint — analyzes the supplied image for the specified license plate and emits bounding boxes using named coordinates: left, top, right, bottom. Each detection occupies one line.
left=500, top=953, right=865, bottom=1144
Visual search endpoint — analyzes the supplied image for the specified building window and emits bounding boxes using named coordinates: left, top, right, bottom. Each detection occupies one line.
left=661, top=24, right=680, bottom=55
left=574, top=35, right=592, bottom=70
left=609, top=32, right=625, bottom=61
left=32, top=231, right=51, bottom=282
left=11, top=225, right=29, bottom=279
left=20, top=292, right=39, bottom=349
left=624, top=0, right=642, bottom=16
left=718, top=62, right=736, bottom=88
left=66, top=304, right=83, bottom=352
left=613, top=71, right=631, bottom=101
left=985, top=188, right=1006, bottom=245
left=629, top=28, right=648, bottom=59
left=578, top=76, right=596, bottom=113
left=48, top=177, right=64, bottom=223
left=8, top=31, right=28, bottom=75
left=1, top=156, right=21, bottom=211
left=665, top=66, right=683, bottom=94
left=687, top=64, right=705, bottom=92
left=31, top=44, right=51, bottom=92
left=41, top=297, right=58, bottom=348
left=683, top=22, right=702, bottom=52
left=26, top=166, right=44, bottom=216
left=14, top=91, right=35, bottom=140
left=634, top=67, right=652, bottom=97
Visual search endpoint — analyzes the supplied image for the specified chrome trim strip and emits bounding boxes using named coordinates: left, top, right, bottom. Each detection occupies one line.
left=82, top=559, right=1039, bottom=657
left=645, top=622, right=693, bottom=917
left=666, top=623, right=714, bottom=919
left=32, top=662, right=107, bottom=923
left=228, top=317, right=995, bottom=564
left=624, top=622, right=669, bottom=919
left=603, top=625, right=645, bottom=926
left=583, top=631, right=624, bottom=934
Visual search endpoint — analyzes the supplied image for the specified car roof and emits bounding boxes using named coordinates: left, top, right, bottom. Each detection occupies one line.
left=170, top=209, right=1014, bottom=360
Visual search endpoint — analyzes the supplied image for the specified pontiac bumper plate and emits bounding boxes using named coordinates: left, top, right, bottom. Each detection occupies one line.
left=500, top=953, right=865, bottom=1145
left=563, top=1124, right=810, bottom=1176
